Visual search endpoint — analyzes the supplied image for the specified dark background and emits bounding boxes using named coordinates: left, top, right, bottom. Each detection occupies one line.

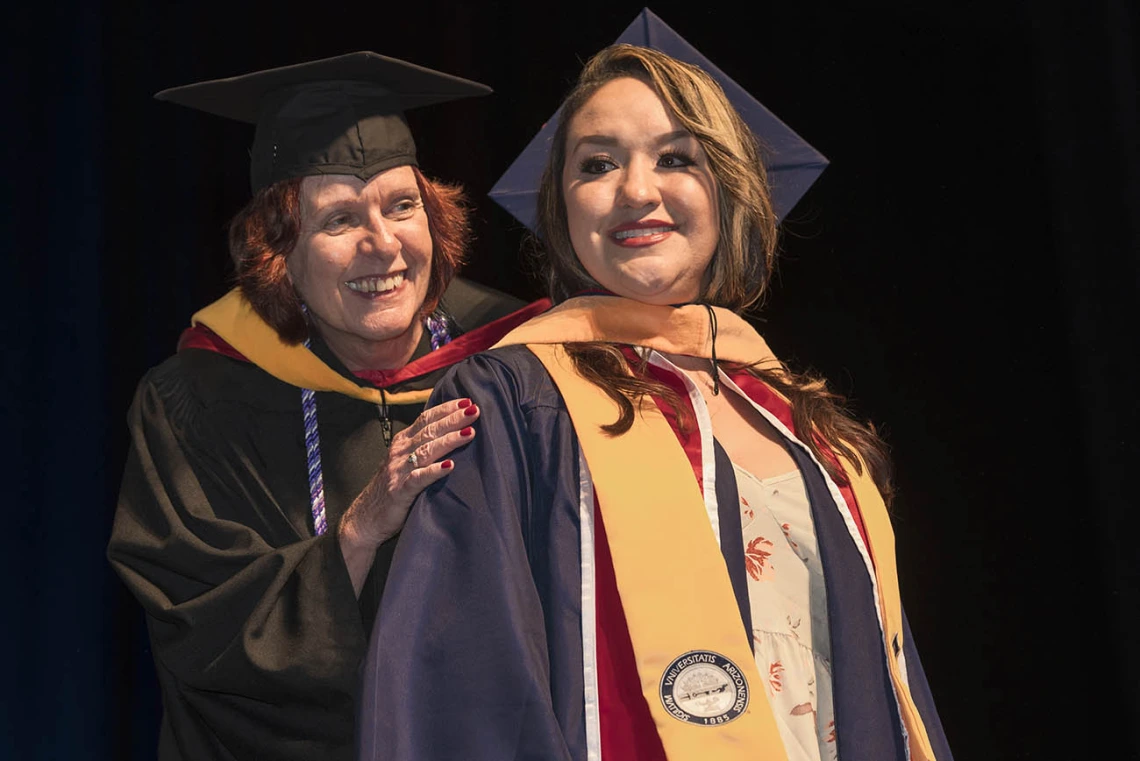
left=3, top=0, right=1137, bottom=759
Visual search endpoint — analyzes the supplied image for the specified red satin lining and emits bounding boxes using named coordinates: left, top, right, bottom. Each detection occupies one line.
left=177, top=326, right=244, bottom=359
left=176, top=298, right=552, bottom=389
left=355, top=299, right=551, bottom=386
left=727, top=370, right=870, bottom=553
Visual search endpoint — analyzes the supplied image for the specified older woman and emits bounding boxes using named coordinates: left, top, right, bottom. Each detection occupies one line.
left=358, top=44, right=953, bottom=761
left=107, top=52, right=546, bottom=761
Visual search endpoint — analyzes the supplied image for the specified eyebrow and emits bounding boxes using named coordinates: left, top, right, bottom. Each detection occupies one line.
left=383, top=186, right=422, bottom=200
left=571, top=129, right=694, bottom=152
left=311, top=186, right=421, bottom=209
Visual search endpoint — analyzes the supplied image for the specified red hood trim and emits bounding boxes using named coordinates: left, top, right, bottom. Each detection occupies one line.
left=177, top=298, right=552, bottom=389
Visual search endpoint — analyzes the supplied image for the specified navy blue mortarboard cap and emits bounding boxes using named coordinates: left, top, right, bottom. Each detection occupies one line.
left=488, top=8, right=829, bottom=230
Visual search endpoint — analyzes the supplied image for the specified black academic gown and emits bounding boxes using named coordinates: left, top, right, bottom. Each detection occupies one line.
left=108, top=279, right=526, bottom=761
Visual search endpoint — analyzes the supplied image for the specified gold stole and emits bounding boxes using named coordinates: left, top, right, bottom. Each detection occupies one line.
left=190, top=288, right=430, bottom=405
left=529, top=343, right=786, bottom=758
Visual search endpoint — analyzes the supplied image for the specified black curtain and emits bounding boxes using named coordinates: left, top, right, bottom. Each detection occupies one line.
left=4, top=1, right=1136, bottom=758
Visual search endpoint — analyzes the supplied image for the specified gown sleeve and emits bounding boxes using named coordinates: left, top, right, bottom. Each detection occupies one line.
left=107, top=367, right=368, bottom=759
left=357, top=351, right=582, bottom=761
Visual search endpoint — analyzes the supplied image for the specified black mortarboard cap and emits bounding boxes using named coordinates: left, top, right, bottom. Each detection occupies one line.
left=489, top=8, right=828, bottom=230
left=155, top=51, right=493, bottom=193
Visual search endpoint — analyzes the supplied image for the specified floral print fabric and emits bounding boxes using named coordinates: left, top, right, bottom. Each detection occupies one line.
left=734, top=464, right=838, bottom=761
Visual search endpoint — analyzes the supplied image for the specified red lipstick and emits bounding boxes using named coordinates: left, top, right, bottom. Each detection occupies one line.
left=608, top=219, right=678, bottom=248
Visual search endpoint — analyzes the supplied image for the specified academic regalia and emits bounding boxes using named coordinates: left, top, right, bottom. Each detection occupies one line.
left=109, top=278, right=543, bottom=760
left=108, top=48, right=538, bottom=760
left=358, top=297, right=953, bottom=761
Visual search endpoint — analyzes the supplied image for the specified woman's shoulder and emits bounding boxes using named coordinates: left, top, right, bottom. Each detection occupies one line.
left=434, top=345, right=564, bottom=411
left=133, top=348, right=305, bottom=428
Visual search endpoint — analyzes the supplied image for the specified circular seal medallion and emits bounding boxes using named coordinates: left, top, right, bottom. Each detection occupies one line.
left=659, top=650, right=749, bottom=726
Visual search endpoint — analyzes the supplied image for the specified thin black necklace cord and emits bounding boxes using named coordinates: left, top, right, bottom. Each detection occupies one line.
left=703, top=303, right=720, bottom=396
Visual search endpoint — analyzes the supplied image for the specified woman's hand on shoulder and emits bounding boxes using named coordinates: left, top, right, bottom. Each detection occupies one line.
left=341, top=397, right=480, bottom=550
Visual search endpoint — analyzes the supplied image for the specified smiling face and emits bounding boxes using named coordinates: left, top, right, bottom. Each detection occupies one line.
left=561, top=76, right=719, bottom=305
left=287, top=165, right=432, bottom=370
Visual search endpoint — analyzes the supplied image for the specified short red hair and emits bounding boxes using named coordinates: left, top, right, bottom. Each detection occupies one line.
left=228, top=167, right=470, bottom=344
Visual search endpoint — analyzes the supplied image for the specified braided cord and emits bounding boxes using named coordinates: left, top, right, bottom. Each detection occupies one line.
left=299, top=313, right=451, bottom=536
left=301, top=382, right=328, bottom=536
left=425, top=311, right=453, bottom=350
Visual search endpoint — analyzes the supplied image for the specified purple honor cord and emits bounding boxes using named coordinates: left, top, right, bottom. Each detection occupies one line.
left=300, top=312, right=451, bottom=536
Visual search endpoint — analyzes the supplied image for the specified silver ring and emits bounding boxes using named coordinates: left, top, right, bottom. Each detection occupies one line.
left=407, top=451, right=419, bottom=468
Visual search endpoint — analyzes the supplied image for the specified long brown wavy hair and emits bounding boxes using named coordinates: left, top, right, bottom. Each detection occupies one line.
left=534, top=44, right=893, bottom=502
left=228, top=166, right=470, bottom=344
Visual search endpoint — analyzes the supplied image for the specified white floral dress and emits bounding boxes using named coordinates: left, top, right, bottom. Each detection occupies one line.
left=734, top=463, right=839, bottom=761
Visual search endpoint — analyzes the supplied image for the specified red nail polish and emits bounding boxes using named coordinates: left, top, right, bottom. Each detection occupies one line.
left=460, top=427, right=474, bottom=437
left=457, top=399, right=472, bottom=409
left=464, top=405, right=479, bottom=417
left=441, top=459, right=454, bottom=469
